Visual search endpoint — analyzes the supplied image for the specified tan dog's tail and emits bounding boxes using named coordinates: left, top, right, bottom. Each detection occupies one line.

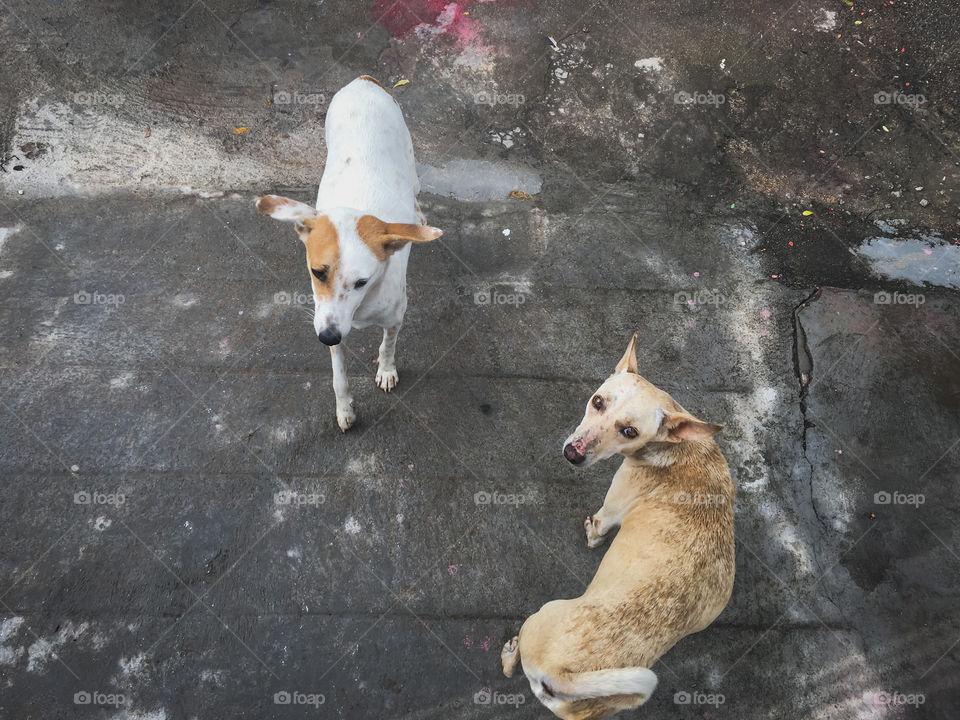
left=549, top=667, right=658, bottom=702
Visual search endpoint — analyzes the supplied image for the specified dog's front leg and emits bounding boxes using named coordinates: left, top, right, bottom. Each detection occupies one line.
left=585, top=469, right=632, bottom=548
left=329, top=345, right=356, bottom=431
left=375, top=323, right=400, bottom=392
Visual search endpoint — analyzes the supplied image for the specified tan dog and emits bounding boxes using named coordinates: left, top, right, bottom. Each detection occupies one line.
left=501, top=333, right=735, bottom=720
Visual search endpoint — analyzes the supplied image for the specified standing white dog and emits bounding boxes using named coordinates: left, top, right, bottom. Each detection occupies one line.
left=257, top=76, right=442, bottom=431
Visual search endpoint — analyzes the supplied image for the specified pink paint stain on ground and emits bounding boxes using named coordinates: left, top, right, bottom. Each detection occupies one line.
left=372, top=0, right=513, bottom=46
left=448, top=564, right=458, bottom=575
left=463, top=635, right=473, bottom=648
left=480, top=636, right=491, bottom=651
left=761, top=309, right=771, bottom=319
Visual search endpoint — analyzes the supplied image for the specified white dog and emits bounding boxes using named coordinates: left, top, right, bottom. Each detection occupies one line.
left=257, top=76, right=442, bottom=431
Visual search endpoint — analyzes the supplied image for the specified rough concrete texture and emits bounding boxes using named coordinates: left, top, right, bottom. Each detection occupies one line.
left=1, top=1, right=959, bottom=718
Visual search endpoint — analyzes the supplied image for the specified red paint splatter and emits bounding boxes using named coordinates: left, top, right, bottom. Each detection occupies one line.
left=373, top=0, right=450, bottom=37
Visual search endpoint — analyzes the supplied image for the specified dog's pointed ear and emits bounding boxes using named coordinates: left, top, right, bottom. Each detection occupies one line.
left=657, top=409, right=722, bottom=443
left=615, top=332, right=639, bottom=374
left=256, top=195, right=319, bottom=240
left=357, top=215, right=442, bottom=259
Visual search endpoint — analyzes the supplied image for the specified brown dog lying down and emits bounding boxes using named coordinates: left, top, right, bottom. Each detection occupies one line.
left=501, top=334, right=735, bottom=720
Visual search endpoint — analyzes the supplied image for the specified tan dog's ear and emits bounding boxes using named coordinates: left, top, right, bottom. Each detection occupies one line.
left=256, top=195, right=321, bottom=242
left=615, top=332, right=639, bottom=374
left=657, top=409, right=723, bottom=443
left=357, top=215, right=442, bottom=260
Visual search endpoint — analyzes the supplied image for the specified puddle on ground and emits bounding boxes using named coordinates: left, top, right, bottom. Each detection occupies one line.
left=853, top=223, right=960, bottom=289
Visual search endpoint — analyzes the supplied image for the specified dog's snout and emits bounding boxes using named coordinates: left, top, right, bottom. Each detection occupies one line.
left=317, top=327, right=342, bottom=346
left=564, top=441, right=586, bottom=465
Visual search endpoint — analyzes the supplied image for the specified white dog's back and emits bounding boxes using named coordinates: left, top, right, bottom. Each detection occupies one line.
left=317, top=77, right=420, bottom=223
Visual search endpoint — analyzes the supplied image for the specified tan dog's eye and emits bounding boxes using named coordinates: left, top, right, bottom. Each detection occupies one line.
left=311, top=267, right=328, bottom=283
left=591, top=395, right=604, bottom=410
left=621, top=426, right=638, bottom=439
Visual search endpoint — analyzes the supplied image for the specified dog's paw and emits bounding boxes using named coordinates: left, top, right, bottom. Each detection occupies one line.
left=501, top=636, right=520, bottom=677
left=375, top=366, right=398, bottom=392
left=336, top=402, right=356, bottom=432
left=585, top=515, right=605, bottom=549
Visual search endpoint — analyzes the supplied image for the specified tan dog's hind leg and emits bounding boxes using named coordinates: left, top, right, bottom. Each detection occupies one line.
left=375, top=324, right=400, bottom=392
left=584, top=467, right=635, bottom=549
left=501, top=636, right=520, bottom=677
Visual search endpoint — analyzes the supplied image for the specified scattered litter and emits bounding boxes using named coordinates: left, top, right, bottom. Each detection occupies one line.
left=71, top=465, right=80, bottom=472
left=502, top=228, right=511, bottom=237
left=920, top=199, right=929, bottom=207
left=233, top=127, right=250, bottom=135
left=802, top=210, right=813, bottom=216
left=144, top=125, right=151, bottom=138
left=693, top=271, right=700, bottom=277
left=771, top=274, right=779, bottom=279
left=407, top=463, right=414, bottom=470
left=393, top=79, right=409, bottom=88
left=789, top=241, right=794, bottom=246
left=238, top=310, right=243, bottom=315
left=546, top=36, right=559, bottom=50
left=17, top=190, right=23, bottom=195
left=730, top=203, right=735, bottom=209
left=882, top=125, right=890, bottom=132
left=509, top=190, right=534, bottom=200
left=448, top=565, right=458, bottom=575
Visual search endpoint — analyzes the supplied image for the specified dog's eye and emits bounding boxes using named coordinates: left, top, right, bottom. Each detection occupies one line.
left=354, top=278, right=368, bottom=289
left=591, top=395, right=604, bottom=410
left=311, top=267, right=327, bottom=283
left=621, top=426, right=639, bottom=439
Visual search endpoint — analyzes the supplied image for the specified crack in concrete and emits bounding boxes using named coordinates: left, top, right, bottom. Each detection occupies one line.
left=792, top=288, right=826, bottom=536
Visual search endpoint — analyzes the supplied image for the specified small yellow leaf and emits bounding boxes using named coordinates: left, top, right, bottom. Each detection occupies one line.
left=393, top=79, right=410, bottom=88
left=802, top=210, right=813, bottom=216
left=882, top=125, right=890, bottom=132
left=509, top=190, right=534, bottom=200
left=854, top=20, right=863, bottom=24
left=233, top=127, right=250, bottom=135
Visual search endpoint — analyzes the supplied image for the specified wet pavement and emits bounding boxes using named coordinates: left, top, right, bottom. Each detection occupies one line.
left=1, top=1, right=959, bottom=718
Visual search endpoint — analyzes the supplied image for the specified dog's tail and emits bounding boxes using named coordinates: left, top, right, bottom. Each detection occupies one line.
left=549, top=667, right=658, bottom=703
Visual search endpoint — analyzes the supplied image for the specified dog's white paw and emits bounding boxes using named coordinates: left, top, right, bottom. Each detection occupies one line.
left=376, top=366, right=398, bottom=392
left=336, top=402, right=356, bottom=432
left=585, top=515, right=604, bottom=549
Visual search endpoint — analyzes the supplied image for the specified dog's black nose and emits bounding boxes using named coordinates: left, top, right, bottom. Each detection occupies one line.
left=563, top=443, right=586, bottom=465
left=317, top=328, right=342, bottom=346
